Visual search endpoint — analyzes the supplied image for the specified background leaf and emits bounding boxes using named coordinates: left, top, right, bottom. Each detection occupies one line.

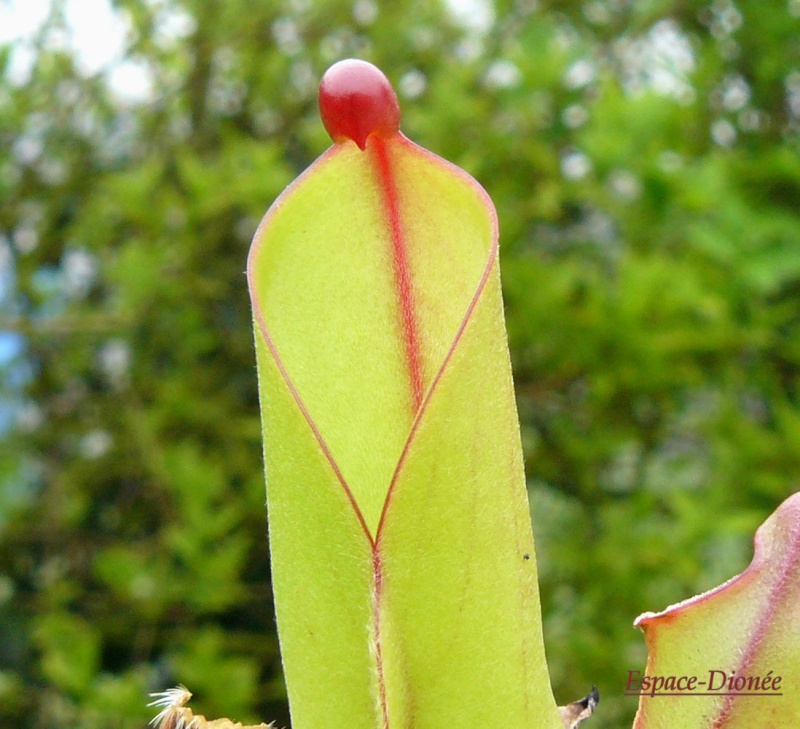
left=632, top=492, right=800, bottom=728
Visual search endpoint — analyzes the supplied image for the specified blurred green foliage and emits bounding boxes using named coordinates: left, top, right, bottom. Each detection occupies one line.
left=1, top=0, right=798, bottom=727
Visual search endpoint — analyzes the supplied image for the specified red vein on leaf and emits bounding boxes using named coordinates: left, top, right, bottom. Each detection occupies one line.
left=374, top=250, right=497, bottom=544
left=251, top=195, right=390, bottom=722
left=367, top=191, right=496, bottom=728
left=251, top=315, right=372, bottom=543
left=371, top=136, right=424, bottom=413
left=246, top=148, right=374, bottom=546
left=367, top=136, right=500, bottom=729
left=374, top=147, right=500, bottom=543
left=371, top=550, right=390, bottom=729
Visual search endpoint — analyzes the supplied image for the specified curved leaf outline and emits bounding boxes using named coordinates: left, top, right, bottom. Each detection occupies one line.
left=632, top=491, right=800, bottom=729
left=247, top=132, right=498, bottom=546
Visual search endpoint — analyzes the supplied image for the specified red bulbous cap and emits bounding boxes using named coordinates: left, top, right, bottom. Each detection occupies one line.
left=319, top=59, right=400, bottom=150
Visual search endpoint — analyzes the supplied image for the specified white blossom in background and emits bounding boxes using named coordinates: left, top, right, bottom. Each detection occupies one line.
left=3, top=0, right=157, bottom=101
left=12, top=134, right=44, bottom=166
left=583, top=0, right=611, bottom=25
left=608, top=169, right=642, bottom=202
left=0, top=0, right=50, bottom=85
left=253, top=106, right=281, bottom=136
left=0, top=0, right=50, bottom=45
left=79, top=429, right=113, bottom=460
left=399, top=69, right=427, bottom=99
left=13, top=226, right=39, bottom=255
left=0, top=236, right=12, bottom=292
left=711, top=118, right=737, bottom=146
left=718, top=73, right=751, bottom=112
left=152, top=3, right=196, bottom=49
left=98, top=339, right=131, bottom=388
left=581, top=209, right=616, bottom=245
left=561, top=150, right=592, bottom=180
left=562, top=104, right=589, bottom=129
left=484, top=59, right=522, bottom=90
left=699, top=0, right=743, bottom=39
left=64, top=0, right=128, bottom=76
left=409, top=26, right=437, bottom=51
left=288, top=0, right=311, bottom=13
left=272, top=17, right=303, bottom=56
left=445, top=0, right=494, bottom=34
left=564, top=59, right=596, bottom=89
left=353, top=0, right=378, bottom=26
left=107, top=59, right=153, bottom=104
left=454, top=36, right=483, bottom=63
left=615, top=19, right=695, bottom=102
left=38, top=157, right=68, bottom=186
left=62, top=248, right=97, bottom=299
left=289, top=59, right=316, bottom=98
left=786, top=71, right=800, bottom=118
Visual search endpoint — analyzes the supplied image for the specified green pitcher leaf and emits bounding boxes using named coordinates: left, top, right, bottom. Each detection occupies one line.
left=247, top=60, right=561, bottom=728
left=631, top=492, right=800, bottom=728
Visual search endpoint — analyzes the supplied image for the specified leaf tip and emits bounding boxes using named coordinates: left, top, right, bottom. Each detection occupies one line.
left=319, top=58, right=401, bottom=150
left=634, top=490, right=800, bottom=632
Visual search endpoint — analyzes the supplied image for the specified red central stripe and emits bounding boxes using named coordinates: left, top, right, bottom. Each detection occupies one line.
left=372, top=136, right=424, bottom=412
left=371, top=550, right=390, bottom=728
